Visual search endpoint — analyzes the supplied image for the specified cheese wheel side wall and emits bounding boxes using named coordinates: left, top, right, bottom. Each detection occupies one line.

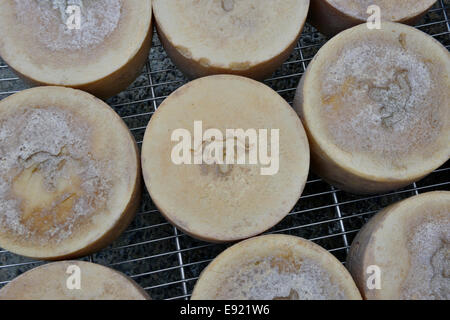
left=345, top=203, right=395, bottom=299
left=62, top=103, right=143, bottom=260
left=49, top=148, right=142, bottom=261
left=76, top=21, right=153, bottom=100
left=154, top=16, right=305, bottom=81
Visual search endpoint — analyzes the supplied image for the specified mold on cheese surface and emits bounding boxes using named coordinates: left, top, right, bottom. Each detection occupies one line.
left=0, top=0, right=153, bottom=99
left=321, top=37, right=439, bottom=157
left=294, top=22, right=450, bottom=194
left=0, top=261, right=150, bottom=300
left=152, top=0, right=310, bottom=80
left=0, top=87, right=140, bottom=260
left=191, top=235, right=362, bottom=300
left=14, top=0, right=122, bottom=51
left=347, top=191, right=450, bottom=300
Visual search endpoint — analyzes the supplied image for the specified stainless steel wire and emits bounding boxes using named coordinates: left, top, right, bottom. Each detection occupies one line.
left=0, top=1, right=449, bottom=300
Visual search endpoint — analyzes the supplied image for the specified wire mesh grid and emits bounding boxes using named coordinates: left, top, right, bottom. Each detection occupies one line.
left=0, top=1, right=449, bottom=300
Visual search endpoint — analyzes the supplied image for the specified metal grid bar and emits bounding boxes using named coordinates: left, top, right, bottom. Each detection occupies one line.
left=331, top=186, right=350, bottom=253
left=0, top=2, right=449, bottom=300
left=441, top=0, right=450, bottom=31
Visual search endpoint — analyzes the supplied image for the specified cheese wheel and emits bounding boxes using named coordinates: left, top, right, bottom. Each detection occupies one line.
left=347, top=191, right=450, bottom=300
left=141, top=75, right=310, bottom=242
left=191, top=234, right=362, bottom=300
left=0, top=0, right=153, bottom=99
left=152, top=0, right=310, bottom=80
left=0, top=261, right=149, bottom=300
left=0, top=87, right=141, bottom=260
left=293, top=22, right=450, bottom=194
left=309, top=0, right=437, bottom=36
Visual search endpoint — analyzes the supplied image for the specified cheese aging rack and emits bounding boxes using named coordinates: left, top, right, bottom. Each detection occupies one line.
left=0, top=0, right=449, bottom=300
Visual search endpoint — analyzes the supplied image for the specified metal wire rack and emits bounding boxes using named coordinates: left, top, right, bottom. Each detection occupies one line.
left=0, top=1, right=449, bottom=300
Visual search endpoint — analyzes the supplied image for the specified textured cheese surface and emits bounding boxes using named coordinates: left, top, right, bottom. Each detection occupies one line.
left=0, top=261, right=148, bottom=300
left=320, top=40, right=440, bottom=158
left=212, top=256, right=346, bottom=300
left=0, top=87, right=138, bottom=259
left=301, top=23, right=449, bottom=178
left=142, top=76, right=309, bottom=241
left=14, top=0, right=122, bottom=51
left=402, top=214, right=450, bottom=299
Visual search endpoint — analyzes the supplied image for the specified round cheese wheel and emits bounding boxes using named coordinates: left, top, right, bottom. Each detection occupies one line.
left=141, top=75, right=310, bottom=242
left=309, top=0, right=437, bottom=36
left=347, top=191, right=450, bottom=300
left=0, top=87, right=141, bottom=260
left=191, top=234, right=362, bottom=300
left=0, top=261, right=149, bottom=300
left=293, top=22, right=450, bottom=194
left=152, top=0, right=310, bottom=80
left=0, top=0, right=153, bottom=99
